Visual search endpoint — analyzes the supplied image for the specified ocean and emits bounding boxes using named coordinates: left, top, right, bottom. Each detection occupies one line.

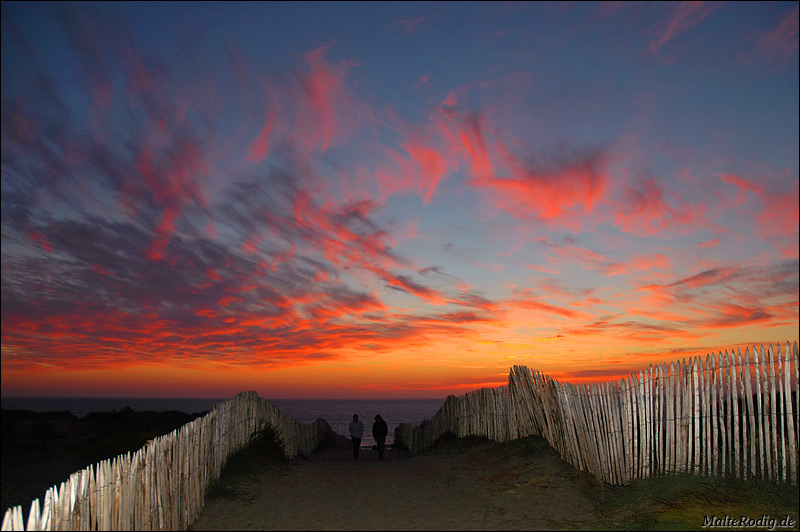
left=0, top=396, right=445, bottom=448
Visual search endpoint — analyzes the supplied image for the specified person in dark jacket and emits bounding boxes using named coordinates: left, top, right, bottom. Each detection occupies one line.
left=349, top=414, right=364, bottom=459
left=372, top=414, right=389, bottom=460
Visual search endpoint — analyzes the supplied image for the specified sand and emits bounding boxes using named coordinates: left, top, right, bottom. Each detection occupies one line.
left=188, top=436, right=604, bottom=531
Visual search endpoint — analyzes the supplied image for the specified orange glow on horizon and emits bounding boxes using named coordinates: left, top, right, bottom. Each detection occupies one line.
left=2, top=3, right=797, bottom=401
left=3, top=327, right=797, bottom=398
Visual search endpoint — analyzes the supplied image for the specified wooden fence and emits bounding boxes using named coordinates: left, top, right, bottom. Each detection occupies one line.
left=1, top=391, right=343, bottom=531
left=396, top=341, right=799, bottom=486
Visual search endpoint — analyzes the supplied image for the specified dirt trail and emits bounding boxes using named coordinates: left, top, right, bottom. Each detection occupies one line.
left=188, top=436, right=604, bottom=531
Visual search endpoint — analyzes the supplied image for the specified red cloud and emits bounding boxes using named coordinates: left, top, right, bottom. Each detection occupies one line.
left=28, top=231, right=53, bottom=252
left=718, top=172, right=799, bottom=254
left=506, top=290, right=590, bottom=321
left=541, top=238, right=608, bottom=266
left=349, top=77, right=611, bottom=229
left=670, top=266, right=739, bottom=289
left=697, top=237, right=721, bottom=248
left=470, top=142, right=609, bottom=229
left=633, top=283, right=676, bottom=308
left=367, top=264, right=450, bottom=305
left=457, top=113, right=494, bottom=179
left=403, top=135, right=449, bottom=203
left=690, top=302, right=777, bottom=329
left=247, top=107, right=276, bottom=162
left=602, top=253, right=671, bottom=277
left=292, top=46, right=365, bottom=153
left=240, top=46, right=371, bottom=165
left=613, top=174, right=705, bottom=236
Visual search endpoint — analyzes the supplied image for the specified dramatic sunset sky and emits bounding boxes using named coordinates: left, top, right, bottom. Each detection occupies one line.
left=2, top=2, right=798, bottom=399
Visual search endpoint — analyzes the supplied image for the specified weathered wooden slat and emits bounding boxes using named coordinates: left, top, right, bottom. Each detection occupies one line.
left=718, top=352, right=725, bottom=476
left=654, top=365, right=662, bottom=476
left=775, top=343, right=786, bottom=483
left=600, top=382, right=617, bottom=484
left=765, top=344, right=776, bottom=481
left=693, top=357, right=702, bottom=474
left=590, top=383, right=608, bottom=483
left=784, top=341, right=797, bottom=483
left=662, top=364, right=669, bottom=475
left=731, top=348, right=741, bottom=479
left=754, top=345, right=772, bottom=478
left=611, top=380, right=623, bottom=484
left=575, top=382, right=598, bottom=478
left=615, top=380, right=627, bottom=483
left=635, top=370, right=645, bottom=479
left=641, top=368, right=650, bottom=478
left=624, top=376, right=634, bottom=483
left=676, top=360, right=686, bottom=474
left=753, top=345, right=766, bottom=478
left=720, top=351, right=733, bottom=475
left=743, top=347, right=756, bottom=480
left=709, top=353, right=717, bottom=476
left=795, top=342, right=800, bottom=481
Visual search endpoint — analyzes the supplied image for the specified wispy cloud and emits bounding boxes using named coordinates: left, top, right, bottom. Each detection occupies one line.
left=647, top=1, right=724, bottom=59
left=392, top=15, right=435, bottom=36
left=759, top=5, right=799, bottom=65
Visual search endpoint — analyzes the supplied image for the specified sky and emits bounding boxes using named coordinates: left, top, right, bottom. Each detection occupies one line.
left=1, top=1, right=798, bottom=399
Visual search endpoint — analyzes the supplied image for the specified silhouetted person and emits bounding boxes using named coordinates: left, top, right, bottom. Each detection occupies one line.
left=349, top=414, right=364, bottom=459
left=372, top=414, right=388, bottom=460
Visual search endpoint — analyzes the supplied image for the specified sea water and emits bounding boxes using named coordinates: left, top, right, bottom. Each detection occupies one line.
left=0, top=396, right=445, bottom=448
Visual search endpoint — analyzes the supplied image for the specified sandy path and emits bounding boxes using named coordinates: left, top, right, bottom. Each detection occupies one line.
left=188, top=436, right=602, bottom=531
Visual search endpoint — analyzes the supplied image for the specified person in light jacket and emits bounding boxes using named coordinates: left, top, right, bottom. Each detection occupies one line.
left=348, top=414, right=364, bottom=459
left=372, top=414, right=388, bottom=460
